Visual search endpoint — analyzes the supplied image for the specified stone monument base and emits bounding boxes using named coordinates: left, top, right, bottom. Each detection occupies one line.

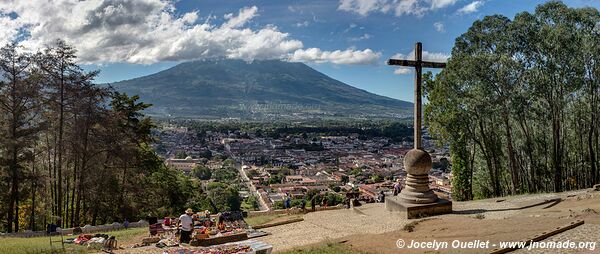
left=385, top=196, right=452, bottom=219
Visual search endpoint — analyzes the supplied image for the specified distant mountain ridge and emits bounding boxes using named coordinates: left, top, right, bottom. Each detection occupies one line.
left=111, top=59, right=412, bottom=119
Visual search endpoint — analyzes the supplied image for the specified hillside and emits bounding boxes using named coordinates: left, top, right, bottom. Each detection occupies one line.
left=110, top=59, right=412, bottom=119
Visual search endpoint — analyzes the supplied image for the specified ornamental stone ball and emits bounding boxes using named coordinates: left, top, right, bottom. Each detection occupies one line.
left=404, top=148, right=432, bottom=175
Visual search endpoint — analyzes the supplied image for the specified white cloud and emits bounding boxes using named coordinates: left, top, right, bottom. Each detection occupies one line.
left=392, top=49, right=450, bottom=62
left=391, top=49, right=449, bottom=75
left=394, top=67, right=412, bottom=75
left=349, top=33, right=371, bottom=41
left=337, top=0, right=392, bottom=16
left=0, top=15, right=23, bottom=46
left=0, top=0, right=380, bottom=65
left=343, top=23, right=359, bottom=33
left=430, top=0, right=457, bottom=9
left=290, top=48, right=381, bottom=65
left=222, top=6, right=257, bottom=29
left=433, top=22, right=445, bottom=32
left=295, top=21, right=309, bottom=27
left=338, top=0, right=458, bottom=17
left=457, top=1, right=484, bottom=14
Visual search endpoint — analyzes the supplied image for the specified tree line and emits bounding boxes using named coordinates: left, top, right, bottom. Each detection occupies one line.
left=185, top=119, right=413, bottom=142
left=0, top=40, right=194, bottom=233
left=426, top=2, right=600, bottom=200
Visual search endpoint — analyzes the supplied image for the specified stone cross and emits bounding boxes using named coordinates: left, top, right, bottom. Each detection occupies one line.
left=387, top=42, right=446, bottom=149
left=387, top=42, right=447, bottom=205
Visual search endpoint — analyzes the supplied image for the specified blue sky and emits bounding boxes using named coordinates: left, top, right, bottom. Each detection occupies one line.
left=2, top=0, right=599, bottom=102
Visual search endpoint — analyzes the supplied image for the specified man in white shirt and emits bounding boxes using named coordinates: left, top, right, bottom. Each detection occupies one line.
left=178, top=208, right=194, bottom=243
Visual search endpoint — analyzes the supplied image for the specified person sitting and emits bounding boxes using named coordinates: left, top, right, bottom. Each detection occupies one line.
left=377, top=191, right=386, bottom=203
left=203, top=219, right=212, bottom=228
left=217, top=217, right=226, bottom=231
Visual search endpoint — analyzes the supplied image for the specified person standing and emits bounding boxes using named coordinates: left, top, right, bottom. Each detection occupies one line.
left=284, top=193, right=291, bottom=210
left=284, top=193, right=292, bottom=214
left=393, top=179, right=402, bottom=196
left=310, top=195, right=316, bottom=212
left=123, top=218, right=129, bottom=230
left=178, top=208, right=194, bottom=244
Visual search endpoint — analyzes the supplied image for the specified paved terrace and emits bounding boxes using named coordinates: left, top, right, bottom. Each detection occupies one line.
left=260, top=189, right=597, bottom=253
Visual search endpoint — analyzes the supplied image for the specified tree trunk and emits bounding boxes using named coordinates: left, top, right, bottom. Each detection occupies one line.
left=553, top=110, right=563, bottom=192
left=30, top=155, right=37, bottom=231
left=57, top=64, right=65, bottom=227
left=503, top=111, right=519, bottom=194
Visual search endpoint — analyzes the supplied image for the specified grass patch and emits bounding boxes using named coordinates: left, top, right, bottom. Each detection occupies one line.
left=403, top=222, right=417, bottom=232
left=0, top=227, right=147, bottom=254
left=403, top=218, right=432, bottom=232
left=245, top=214, right=301, bottom=227
left=245, top=215, right=281, bottom=227
left=280, top=242, right=362, bottom=254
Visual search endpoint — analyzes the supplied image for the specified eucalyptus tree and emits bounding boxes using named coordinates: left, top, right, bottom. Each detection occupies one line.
left=576, top=7, right=600, bottom=187
left=426, top=2, right=600, bottom=200
left=426, top=15, right=517, bottom=198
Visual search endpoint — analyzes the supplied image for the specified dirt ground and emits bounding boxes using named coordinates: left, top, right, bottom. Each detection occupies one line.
left=341, top=217, right=572, bottom=254
left=339, top=190, right=600, bottom=254
left=113, top=189, right=600, bottom=254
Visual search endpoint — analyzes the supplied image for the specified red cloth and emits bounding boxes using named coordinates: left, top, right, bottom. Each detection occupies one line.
left=74, top=234, right=92, bottom=245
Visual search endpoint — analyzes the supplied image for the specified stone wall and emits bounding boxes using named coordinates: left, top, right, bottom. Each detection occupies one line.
left=0, top=220, right=149, bottom=238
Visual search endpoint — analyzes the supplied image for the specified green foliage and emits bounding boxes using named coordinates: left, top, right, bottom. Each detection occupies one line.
left=212, top=167, right=239, bottom=183
left=179, top=119, right=412, bottom=142
left=290, top=199, right=305, bottom=208
left=198, top=150, right=212, bottom=159
left=192, top=165, right=212, bottom=180
left=322, top=193, right=344, bottom=206
left=0, top=227, right=147, bottom=254
left=174, top=151, right=188, bottom=159
left=268, top=173, right=284, bottom=184
left=241, top=195, right=260, bottom=211
left=145, top=166, right=196, bottom=216
left=349, top=168, right=363, bottom=176
left=425, top=2, right=600, bottom=199
left=272, top=201, right=285, bottom=210
left=340, top=175, right=350, bottom=184
left=206, top=184, right=241, bottom=213
left=247, top=169, right=260, bottom=178
left=305, top=189, right=320, bottom=201
left=370, top=174, right=383, bottom=183
left=449, top=137, right=473, bottom=201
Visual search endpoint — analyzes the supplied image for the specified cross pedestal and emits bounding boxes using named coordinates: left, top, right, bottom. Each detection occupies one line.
left=385, top=42, right=452, bottom=219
